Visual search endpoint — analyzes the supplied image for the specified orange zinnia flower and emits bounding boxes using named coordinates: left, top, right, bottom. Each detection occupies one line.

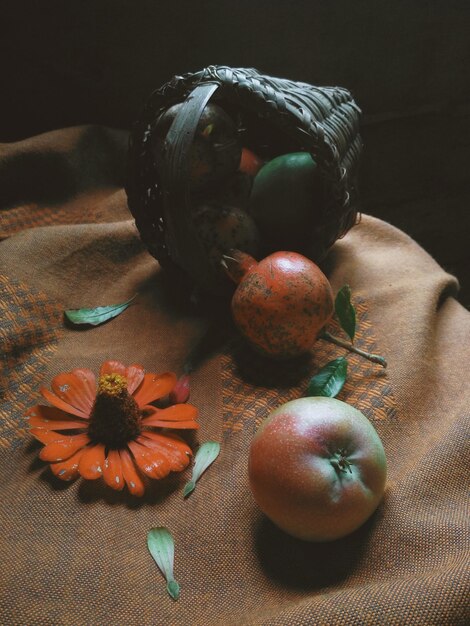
left=27, top=360, right=199, bottom=496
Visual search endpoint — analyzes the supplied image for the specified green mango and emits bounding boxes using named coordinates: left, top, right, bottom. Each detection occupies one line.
left=249, top=152, right=325, bottom=252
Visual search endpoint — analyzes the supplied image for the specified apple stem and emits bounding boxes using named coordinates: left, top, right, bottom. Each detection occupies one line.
left=319, top=331, right=387, bottom=368
left=331, top=453, right=353, bottom=474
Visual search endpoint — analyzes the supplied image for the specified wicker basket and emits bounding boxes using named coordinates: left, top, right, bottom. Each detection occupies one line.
left=126, top=65, right=362, bottom=293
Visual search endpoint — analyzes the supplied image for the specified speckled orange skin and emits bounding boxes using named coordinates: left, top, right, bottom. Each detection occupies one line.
left=231, top=251, right=334, bottom=359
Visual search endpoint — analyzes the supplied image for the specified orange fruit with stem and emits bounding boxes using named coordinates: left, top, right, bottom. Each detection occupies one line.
left=223, top=249, right=334, bottom=359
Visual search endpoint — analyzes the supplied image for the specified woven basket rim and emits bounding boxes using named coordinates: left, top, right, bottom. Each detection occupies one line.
left=126, top=65, right=362, bottom=291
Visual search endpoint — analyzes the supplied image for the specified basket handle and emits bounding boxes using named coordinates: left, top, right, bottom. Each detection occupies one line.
left=161, top=81, right=220, bottom=291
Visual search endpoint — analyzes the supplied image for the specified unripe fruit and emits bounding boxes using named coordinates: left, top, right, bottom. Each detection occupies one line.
left=249, top=152, right=325, bottom=253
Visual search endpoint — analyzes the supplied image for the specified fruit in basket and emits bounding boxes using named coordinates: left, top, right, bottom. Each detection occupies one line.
left=208, top=148, right=263, bottom=209
left=223, top=250, right=333, bottom=359
left=249, top=152, right=325, bottom=252
left=192, top=205, right=259, bottom=274
left=239, top=147, right=264, bottom=177
left=208, top=171, right=254, bottom=211
left=152, top=102, right=242, bottom=190
left=248, top=397, right=387, bottom=542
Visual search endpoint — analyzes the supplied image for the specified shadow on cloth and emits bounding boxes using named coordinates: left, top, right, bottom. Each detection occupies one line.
left=32, top=459, right=190, bottom=509
left=254, top=508, right=381, bottom=590
left=229, top=338, right=314, bottom=388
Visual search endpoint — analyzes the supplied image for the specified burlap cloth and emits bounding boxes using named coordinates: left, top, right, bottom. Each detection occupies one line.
left=1, top=126, right=468, bottom=625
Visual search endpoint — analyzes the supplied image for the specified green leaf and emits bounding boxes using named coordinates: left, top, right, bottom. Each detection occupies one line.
left=335, top=285, right=356, bottom=342
left=166, top=580, right=180, bottom=601
left=64, top=295, right=136, bottom=327
left=147, top=527, right=180, bottom=600
left=306, top=357, right=348, bottom=398
left=182, top=480, right=196, bottom=498
left=183, top=441, right=220, bottom=498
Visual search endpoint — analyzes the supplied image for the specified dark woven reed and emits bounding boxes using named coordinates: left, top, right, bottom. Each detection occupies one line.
left=126, top=65, right=363, bottom=292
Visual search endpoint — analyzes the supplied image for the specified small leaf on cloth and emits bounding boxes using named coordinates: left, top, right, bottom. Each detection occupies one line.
left=306, top=357, right=348, bottom=398
left=335, top=285, right=356, bottom=342
left=147, top=527, right=180, bottom=600
left=183, top=441, right=220, bottom=498
left=64, top=295, right=136, bottom=327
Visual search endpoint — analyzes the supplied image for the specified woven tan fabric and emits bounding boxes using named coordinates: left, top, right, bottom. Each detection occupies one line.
left=0, top=126, right=468, bottom=625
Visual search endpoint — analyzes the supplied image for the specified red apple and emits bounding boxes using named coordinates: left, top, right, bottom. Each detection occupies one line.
left=248, top=397, right=387, bottom=542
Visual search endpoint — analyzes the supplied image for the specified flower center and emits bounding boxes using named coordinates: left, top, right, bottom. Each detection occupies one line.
left=88, top=374, right=142, bottom=448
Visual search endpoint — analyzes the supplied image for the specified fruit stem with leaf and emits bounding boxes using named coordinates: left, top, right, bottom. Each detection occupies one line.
left=324, top=284, right=387, bottom=367
left=319, top=331, right=387, bottom=367
left=222, top=252, right=387, bottom=367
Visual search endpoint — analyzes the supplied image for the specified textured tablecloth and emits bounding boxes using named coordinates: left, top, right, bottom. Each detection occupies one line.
left=1, top=126, right=469, bottom=625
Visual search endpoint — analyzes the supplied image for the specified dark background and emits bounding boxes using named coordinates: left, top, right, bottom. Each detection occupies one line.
left=2, top=0, right=469, bottom=304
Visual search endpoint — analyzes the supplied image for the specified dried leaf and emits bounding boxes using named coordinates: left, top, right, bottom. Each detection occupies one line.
left=147, top=527, right=180, bottom=600
left=335, top=285, right=356, bottom=342
left=64, top=295, right=136, bottom=327
left=306, top=357, right=348, bottom=398
left=183, top=441, right=220, bottom=498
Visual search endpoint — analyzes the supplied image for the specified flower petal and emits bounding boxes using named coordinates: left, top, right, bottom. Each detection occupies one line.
left=120, top=448, right=145, bottom=496
left=102, top=449, right=125, bottom=491
left=146, top=420, right=199, bottom=430
left=142, top=403, right=198, bottom=422
left=70, top=368, right=96, bottom=408
left=50, top=450, right=83, bottom=482
left=78, top=444, right=106, bottom=480
left=26, top=405, right=88, bottom=430
left=141, top=403, right=199, bottom=429
left=39, top=433, right=90, bottom=462
left=26, top=405, right=88, bottom=431
left=51, top=372, right=95, bottom=415
left=126, top=364, right=145, bottom=394
left=40, top=387, right=89, bottom=419
left=30, top=428, right=69, bottom=445
left=28, top=415, right=88, bottom=431
left=133, top=372, right=177, bottom=408
left=100, top=360, right=127, bottom=378
left=128, top=440, right=171, bottom=479
left=140, top=430, right=193, bottom=456
left=138, top=435, right=191, bottom=472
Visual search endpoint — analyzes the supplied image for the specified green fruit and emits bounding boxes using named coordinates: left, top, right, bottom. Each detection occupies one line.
left=249, top=152, right=325, bottom=252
